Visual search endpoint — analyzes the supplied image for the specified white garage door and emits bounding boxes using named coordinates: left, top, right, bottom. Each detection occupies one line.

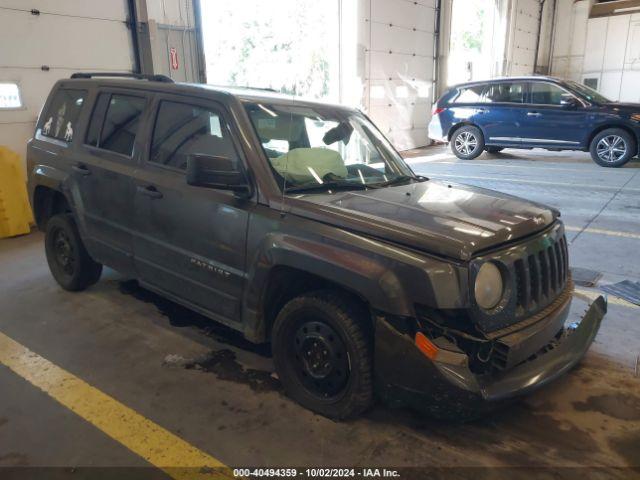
left=0, top=0, right=135, bottom=162
left=360, top=0, right=436, bottom=150
left=506, top=0, right=541, bottom=75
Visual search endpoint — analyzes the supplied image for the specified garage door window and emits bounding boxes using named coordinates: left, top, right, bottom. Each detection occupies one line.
left=0, top=82, right=23, bottom=109
left=86, top=93, right=146, bottom=157
left=41, top=89, right=86, bottom=142
left=149, top=101, right=238, bottom=171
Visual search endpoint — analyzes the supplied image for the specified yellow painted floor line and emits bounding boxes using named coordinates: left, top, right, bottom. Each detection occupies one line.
left=0, top=331, right=233, bottom=480
left=574, top=289, right=639, bottom=309
left=565, top=225, right=640, bottom=240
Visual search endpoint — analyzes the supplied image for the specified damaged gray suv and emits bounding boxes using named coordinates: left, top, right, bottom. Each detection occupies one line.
left=27, top=73, right=607, bottom=419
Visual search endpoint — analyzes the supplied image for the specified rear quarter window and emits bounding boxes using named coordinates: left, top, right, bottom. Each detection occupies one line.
left=451, top=85, right=486, bottom=104
left=40, top=89, right=87, bottom=142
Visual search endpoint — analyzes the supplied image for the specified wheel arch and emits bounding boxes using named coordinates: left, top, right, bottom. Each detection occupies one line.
left=241, top=232, right=418, bottom=343
left=32, top=186, right=72, bottom=231
left=258, top=265, right=371, bottom=343
left=447, top=121, right=485, bottom=141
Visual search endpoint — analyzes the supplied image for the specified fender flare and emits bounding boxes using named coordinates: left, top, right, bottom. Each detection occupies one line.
left=242, top=232, right=415, bottom=342
left=30, top=164, right=69, bottom=196
left=29, top=165, right=74, bottom=228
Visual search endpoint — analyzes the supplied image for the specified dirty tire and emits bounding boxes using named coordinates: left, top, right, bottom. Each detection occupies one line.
left=485, top=146, right=504, bottom=154
left=45, top=213, right=102, bottom=291
left=272, top=291, right=373, bottom=419
left=589, top=128, right=636, bottom=168
left=451, top=125, right=485, bottom=160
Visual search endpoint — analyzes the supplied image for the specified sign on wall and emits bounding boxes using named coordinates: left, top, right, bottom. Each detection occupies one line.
left=169, top=47, right=179, bottom=70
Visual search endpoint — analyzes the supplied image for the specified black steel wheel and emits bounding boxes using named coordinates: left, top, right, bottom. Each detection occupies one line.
left=51, top=227, right=75, bottom=275
left=293, top=320, right=350, bottom=398
left=45, top=213, right=102, bottom=291
left=272, top=291, right=373, bottom=419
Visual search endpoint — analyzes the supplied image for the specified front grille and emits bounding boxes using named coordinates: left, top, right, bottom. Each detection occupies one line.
left=514, top=234, right=569, bottom=316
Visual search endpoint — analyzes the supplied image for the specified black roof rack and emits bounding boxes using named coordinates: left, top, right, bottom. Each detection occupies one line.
left=209, top=84, right=278, bottom=93
left=70, top=72, right=174, bottom=83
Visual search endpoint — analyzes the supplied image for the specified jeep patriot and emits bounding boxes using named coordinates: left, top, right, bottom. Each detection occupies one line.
left=27, top=73, right=607, bottom=419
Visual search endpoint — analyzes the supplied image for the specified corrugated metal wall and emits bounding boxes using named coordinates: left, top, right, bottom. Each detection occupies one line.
left=0, top=0, right=135, bottom=161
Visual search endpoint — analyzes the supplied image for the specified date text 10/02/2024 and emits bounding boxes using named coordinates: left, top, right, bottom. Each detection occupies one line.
left=232, top=468, right=401, bottom=478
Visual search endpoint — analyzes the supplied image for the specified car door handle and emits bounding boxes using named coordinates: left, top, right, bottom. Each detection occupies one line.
left=72, top=164, right=91, bottom=176
left=137, top=185, right=163, bottom=199
left=526, top=112, right=542, bottom=117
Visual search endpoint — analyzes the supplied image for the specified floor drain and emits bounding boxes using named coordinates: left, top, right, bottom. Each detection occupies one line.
left=571, top=267, right=602, bottom=287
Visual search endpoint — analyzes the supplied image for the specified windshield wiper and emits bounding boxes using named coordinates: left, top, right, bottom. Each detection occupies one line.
left=369, top=174, right=423, bottom=188
left=285, top=181, right=370, bottom=194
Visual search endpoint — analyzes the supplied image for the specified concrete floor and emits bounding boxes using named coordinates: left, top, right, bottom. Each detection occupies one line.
left=1, top=147, right=639, bottom=477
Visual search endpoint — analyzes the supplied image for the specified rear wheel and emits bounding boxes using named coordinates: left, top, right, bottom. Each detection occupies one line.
left=45, top=214, right=102, bottom=291
left=485, top=146, right=504, bottom=154
left=451, top=126, right=485, bottom=159
left=272, top=291, right=373, bottom=419
left=590, top=128, right=635, bottom=167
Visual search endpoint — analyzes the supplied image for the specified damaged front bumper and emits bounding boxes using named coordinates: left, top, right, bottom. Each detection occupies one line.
left=375, top=295, right=607, bottom=417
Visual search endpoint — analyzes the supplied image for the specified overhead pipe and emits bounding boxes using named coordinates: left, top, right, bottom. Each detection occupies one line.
left=432, top=0, right=442, bottom=104
left=547, top=0, right=558, bottom=74
left=192, top=0, right=207, bottom=83
left=533, top=0, right=546, bottom=74
left=127, top=0, right=142, bottom=74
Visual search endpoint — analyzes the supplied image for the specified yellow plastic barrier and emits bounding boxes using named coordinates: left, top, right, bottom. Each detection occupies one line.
left=0, top=146, right=34, bottom=238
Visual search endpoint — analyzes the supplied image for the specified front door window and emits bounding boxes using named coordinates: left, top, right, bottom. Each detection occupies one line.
left=530, top=83, right=575, bottom=105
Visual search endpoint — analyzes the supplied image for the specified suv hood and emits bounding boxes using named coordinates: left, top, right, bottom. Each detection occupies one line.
left=286, top=180, right=558, bottom=261
left=603, top=102, right=640, bottom=112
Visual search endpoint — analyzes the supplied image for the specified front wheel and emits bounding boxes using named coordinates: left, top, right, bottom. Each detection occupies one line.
left=590, top=128, right=636, bottom=167
left=272, top=291, right=373, bottom=419
left=451, top=126, right=485, bottom=159
left=45, top=213, right=102, bottom=291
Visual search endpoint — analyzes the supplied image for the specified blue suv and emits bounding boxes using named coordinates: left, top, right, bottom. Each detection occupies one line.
left=429, top=76, right=640, bottom=167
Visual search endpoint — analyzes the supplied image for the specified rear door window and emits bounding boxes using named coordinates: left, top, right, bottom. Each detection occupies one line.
left=483, top=83, right=525, bottom=103
left=40, top=89, right=87, bottom=142
left=149, top=100, right=239, bottom=171
left=85, top=93, right=146, bottom=157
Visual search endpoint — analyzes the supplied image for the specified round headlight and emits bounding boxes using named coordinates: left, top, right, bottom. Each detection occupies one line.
left=474, top=262, right=504, bottom=310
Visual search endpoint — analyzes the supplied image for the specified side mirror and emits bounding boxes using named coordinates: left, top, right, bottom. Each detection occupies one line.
left=186, top=154, right=250, bottom=196
left=561, top=97, right=580, bottom=109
